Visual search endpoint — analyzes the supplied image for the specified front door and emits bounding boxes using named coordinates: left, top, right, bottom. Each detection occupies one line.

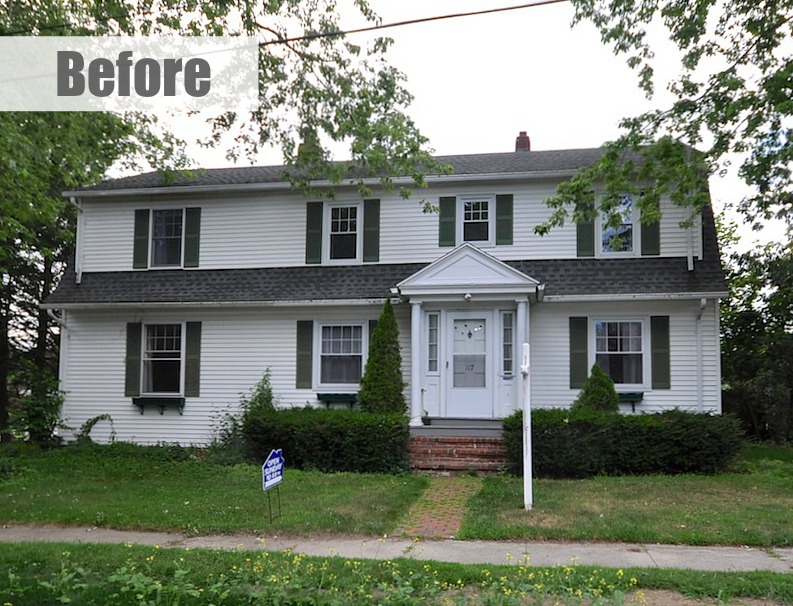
left=446, top=312, right=494, bottom=417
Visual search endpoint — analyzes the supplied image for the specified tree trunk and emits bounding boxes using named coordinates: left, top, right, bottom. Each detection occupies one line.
left=0, top=293, right=10, bottom=443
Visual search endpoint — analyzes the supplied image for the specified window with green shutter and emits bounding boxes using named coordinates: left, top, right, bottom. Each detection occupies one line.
left=296, top=320, right=314, bottom=388
left=569, top=317, right=589, bottom=388
left=305, top=202, right=323, bottom=264
left=438, top=197, right=456, bottom=247
left=495, top=194, right=513, bottom=245
left=650, top=316, right=671, bottom=389
left=363, top=199, right=380, bottom=262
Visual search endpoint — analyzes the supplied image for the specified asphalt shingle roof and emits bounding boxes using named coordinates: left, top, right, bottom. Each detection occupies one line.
left=76, top=148, right=610, bottom=193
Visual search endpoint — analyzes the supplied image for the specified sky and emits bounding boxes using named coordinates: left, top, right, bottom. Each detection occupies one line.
left=169, top=0, right=785, bottom=252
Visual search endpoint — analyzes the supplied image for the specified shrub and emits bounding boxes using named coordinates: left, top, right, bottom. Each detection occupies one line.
left=242, top=408, right=409, bottom=473
left=571, top=364, right=619, bottom=413
left=357, top=300, right=406, bottom=414
left=503, top=408, right=744, bottom=478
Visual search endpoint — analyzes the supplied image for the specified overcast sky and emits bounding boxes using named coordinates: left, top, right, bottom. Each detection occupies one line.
left=172, top=0, right=784, bottom=250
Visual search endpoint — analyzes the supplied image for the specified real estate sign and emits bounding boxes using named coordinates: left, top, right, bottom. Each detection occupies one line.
left=262, top=449, right=285, bottom=491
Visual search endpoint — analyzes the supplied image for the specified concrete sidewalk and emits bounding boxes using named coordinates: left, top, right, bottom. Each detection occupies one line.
left=1, top=524, right=791, bottom=573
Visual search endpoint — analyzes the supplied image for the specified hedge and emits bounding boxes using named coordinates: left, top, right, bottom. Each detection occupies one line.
left=242, top=408, right=409, bottom=474
left=503, top=409, right=744, bottom=478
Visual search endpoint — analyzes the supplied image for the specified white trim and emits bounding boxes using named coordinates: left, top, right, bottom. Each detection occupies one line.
left=590, top=317, right=649, bottom=390
left=313, top=320, right=368, bottom=391
left=458, top=194, right=495, bottom=247
left=42, top=298, right=392, bottom=311
left=323, top=201, right=363, bottom=265
left=543, top=292, right=727, bottom=302
left=140, top=321, right=186, bottom=397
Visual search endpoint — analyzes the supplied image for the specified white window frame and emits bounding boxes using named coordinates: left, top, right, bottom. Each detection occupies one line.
left=323, top=202, right=363, bottom=264
left=426, top=312, right=440, bottom=375
left=149, top=208, right=185, bottom=269
left=458, top=195, right=495, bottom=247
left=141, top=322, right=185, bottom=396
left=501, top=311, right=515, bottom=378
left=314, top=320, right=369, bottom=390
left=590, top=317, right=649, bottom=389
left=597, top=194, right=639, bottom=258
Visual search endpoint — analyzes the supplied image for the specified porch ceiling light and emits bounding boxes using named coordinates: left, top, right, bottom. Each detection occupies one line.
left=464, top=293, right=472, bottom=302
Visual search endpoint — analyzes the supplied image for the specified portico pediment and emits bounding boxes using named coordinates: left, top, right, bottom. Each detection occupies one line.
left=397, top=243, right=539, bottom=298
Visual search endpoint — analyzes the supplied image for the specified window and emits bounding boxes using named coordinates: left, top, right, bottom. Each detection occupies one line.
left=463, top=199, right=490, bottom=242
left=151, top=209, right=183, bottom=267
left=502, top=312, right=514, bottom=376
left=594, top=320, right=644, bottom=385
left=320, top=324, right=363, bottom=384
left=427, top=313, right=439, bottom=373
left=143, top=324, right=182, bottom=394
left=329, top=205, right=359, bottom=261
left=600, top=194, right=634, bottom=254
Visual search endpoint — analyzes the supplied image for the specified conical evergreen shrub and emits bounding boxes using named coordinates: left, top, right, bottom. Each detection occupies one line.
left=571, top=364, right=620, bottom=413
left=358, top=300, right=406, bottom=414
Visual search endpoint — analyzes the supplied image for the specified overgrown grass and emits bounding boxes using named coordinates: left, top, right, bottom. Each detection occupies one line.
left=0, top=443, right=426, bottom=536
left=458, top=446, right=793, bottom=546
left=1, top=542, right=791, bottom=605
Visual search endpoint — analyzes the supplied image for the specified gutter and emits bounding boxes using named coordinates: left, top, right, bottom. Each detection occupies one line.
left=543, top=291, right=728, bottom=303
left=62, top=169, right=580, bottom=199
left=41, top=297, right=393, bottom=311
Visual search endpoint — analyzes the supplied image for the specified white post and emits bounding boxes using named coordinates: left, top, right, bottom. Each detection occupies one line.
left=409, top=300, right=423, bottom=427
left=521, top=342, right=532, bottom=510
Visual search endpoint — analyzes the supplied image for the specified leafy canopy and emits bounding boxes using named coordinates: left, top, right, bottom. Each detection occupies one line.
left=538, top=0, right=793, bottom=234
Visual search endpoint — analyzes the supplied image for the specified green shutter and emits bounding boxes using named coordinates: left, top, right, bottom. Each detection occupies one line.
left=641, top=219, right=660, bottom=256
left=296, top=320, right=313, bottom=389
left=576, top=221, right=595, bottom=257
left=184, top=207, right=201, bottom=268
left=651, top=316, right=671, bottom=389
left=438, top=196, right=456, bottom=247
left=125, top=322, right=142, bottom=397
left=305, top=202, right=323, bottom=264
left=368, top=319, right=378, bottom=345
left=496, top=194, right=513, bottom=245
left=363, top=198, right=380, bottom=262
left=133, top=209, right=150, bottom=269
left=184, top=322, right=202, bottom=397
left=569, top=317, right=589, bottom=389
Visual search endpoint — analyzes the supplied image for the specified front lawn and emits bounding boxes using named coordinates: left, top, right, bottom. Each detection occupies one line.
left=0, top=443, right=427, bottom=536
left=458, top=444, right=793, bottom=546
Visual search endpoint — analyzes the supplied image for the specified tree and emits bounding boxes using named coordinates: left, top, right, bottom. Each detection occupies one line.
left=537, top=0, right=792, bottom=235
left=357, top=300, right=406, bottom=414
left=571, top=364, right=620, bottom=413
left=721, top=239, right=792, bottom=443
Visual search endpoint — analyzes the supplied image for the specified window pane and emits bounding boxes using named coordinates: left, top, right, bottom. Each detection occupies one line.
left=463, top=221, right=489, bottom=241
left=502, top=312, right=514, bottom=375
left=597, top=353, right=642, bottom=384
left=427, top=313, right=439, bottom=373
left=601, top=195, right=633, bottom=253
left=320, top=355, right=361, bottom=384
left=330, top=233, right=357, bottom=259
left=151, top=210, right=183, bottom=266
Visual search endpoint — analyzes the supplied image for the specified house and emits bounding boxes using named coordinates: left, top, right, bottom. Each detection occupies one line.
left=45, top=132, right=727, bottom=468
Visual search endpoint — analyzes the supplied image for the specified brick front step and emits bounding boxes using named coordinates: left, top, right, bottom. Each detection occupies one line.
left=409, top=435, right=508, bottom=476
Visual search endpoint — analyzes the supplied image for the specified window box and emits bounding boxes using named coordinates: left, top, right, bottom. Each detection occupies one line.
left=132, top=396, right=185, bottom=415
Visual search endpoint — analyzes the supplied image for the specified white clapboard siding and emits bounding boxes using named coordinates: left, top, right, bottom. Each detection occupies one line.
left=530, top=299, right=721, bottom=413
left=79, top=183, right=699, bottom=273
left=60, top=304, right=412, bottom=446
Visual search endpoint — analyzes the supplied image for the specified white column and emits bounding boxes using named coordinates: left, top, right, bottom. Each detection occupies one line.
left=409, top=300, right=424, bottom=427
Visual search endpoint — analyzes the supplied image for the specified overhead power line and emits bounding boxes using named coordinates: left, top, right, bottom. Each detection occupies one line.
left=258, top=0, right=569, bottom=47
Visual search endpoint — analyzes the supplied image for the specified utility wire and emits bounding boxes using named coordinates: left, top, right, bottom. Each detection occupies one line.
left=258, top=0, right=568, bottom=46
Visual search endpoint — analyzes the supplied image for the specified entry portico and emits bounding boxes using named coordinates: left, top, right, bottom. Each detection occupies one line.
left=395, top=243, right=541, bottom=427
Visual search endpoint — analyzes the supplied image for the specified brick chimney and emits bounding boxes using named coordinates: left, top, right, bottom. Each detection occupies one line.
left=515, top=131, right=531, bottom=152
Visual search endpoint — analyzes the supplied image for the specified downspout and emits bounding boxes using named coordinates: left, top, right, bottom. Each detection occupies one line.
left=69, top=197, right=84, bottom=284
left=686, top=225, right=695, bottom=272
left=696, top=298, right=707, bottom=412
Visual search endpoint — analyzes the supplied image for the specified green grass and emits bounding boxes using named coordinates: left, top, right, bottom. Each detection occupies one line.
left=0, top=443, right=427, bottom=536
left=458, top=450, right=793, bottom=546
left=1, top=542, right=791, bottom=605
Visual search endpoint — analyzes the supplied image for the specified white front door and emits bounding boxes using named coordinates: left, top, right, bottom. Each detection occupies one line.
left=446, top=312, right=494, bottom=417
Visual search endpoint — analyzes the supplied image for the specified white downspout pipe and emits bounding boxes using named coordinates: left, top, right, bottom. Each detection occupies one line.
left=696, top=298, right=707, bottom=412
left=69, top=197, right=84, bottom=284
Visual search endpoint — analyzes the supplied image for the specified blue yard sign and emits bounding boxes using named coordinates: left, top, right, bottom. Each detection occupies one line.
left=262, top=449, right=285, bottom=491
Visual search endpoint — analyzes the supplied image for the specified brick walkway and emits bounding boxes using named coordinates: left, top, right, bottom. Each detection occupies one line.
left=395, top=476, right=482, bottom=539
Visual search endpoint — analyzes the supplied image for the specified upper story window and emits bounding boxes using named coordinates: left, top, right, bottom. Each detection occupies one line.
left=463, top=199, right=491, bottom=242
left=143, top=323, right=182, bottom=394
left=151, top=209, right=183, bottom=267
left=600, top=195, right=634, bottom=254
left=133, top=207, right=201, bottom=270
left=594, top=319, right=644, bottom=386
left=439, top=194, right=512, bottom=248
left=329, top=205, right=359, bottom=261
